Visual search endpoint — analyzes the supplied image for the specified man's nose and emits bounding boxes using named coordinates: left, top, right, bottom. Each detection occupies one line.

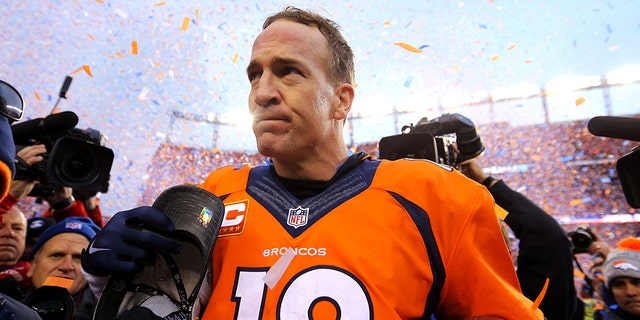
left=253, top=73, right=280, bottom=107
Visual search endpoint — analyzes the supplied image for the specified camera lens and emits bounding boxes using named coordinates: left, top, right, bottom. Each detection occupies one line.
left=59, top=151, right=98, bottom=183
left=570, top=228, right=594, bottom=253
left=47, top=136, right=114, bottom=192
left=25, top=286, right=74, bottom=320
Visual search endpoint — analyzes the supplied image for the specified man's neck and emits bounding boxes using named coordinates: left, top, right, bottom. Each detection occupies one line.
left=272, top=151, right=351, bottom=181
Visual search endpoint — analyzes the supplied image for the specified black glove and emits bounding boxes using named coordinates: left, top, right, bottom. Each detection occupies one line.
left=81, top=206, right=182, bottom=276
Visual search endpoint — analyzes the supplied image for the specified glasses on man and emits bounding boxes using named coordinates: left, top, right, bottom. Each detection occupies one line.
left=0, top=79, right=24, bottom=123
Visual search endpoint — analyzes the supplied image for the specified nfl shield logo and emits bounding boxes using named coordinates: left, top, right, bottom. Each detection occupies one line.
left=287, top=206, right=309, bottom=228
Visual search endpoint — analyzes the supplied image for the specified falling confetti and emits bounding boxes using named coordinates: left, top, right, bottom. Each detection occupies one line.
left=507, top=44, right=517, bottom=51
left=491, top=55, right=500, bottom=61
left=34, top=92, right=41, bottom=101
left=132, top=40, right=138, bottom=55
left=139, top=87, right=149, bottom=100
left=393, top=42, right=422, bottom=53
left=154, top=2, right=166, bottom=6
left=575, top=97, right=586, bottom=106
left=82, top=65, right=93, bottom=77
left=404, top=75, right=413, bottom=88
left=232, top=53, right=239, bottom=64
left=181, top=17, right=190, bottom=31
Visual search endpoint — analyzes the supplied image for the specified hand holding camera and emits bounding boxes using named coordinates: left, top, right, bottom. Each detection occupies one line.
left=568, top=227, right=611, bottom=258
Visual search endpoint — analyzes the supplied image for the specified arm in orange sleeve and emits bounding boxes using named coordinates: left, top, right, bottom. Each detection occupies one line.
left=436, top=186, right=544, bottom=319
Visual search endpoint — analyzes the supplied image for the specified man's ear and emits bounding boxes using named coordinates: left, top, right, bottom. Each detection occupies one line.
left=333, top=83, right=354, bottom=121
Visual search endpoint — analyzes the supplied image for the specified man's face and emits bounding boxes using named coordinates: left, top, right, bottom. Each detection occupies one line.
left=27, top=233, right=89, bottom=296
left=610, top=276, right=640, bottom=316
left=247, top=20, right=341, bottom=161
left=0, top=207, right=26, bottom=267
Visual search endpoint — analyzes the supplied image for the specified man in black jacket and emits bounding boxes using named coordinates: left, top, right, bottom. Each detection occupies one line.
left=458, top=155, right=577, bottom=320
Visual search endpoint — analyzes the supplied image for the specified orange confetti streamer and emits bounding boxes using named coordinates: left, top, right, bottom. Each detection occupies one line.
left=34, top=92, right=41, bottom=101
left=95, top=0, right=103, bottom=3
left=70, top=66, right=84, bottom=74
left=43, top=277, right=74, bottom=289
left=154, top=2, right=166, bottom=6
left=232, top=53, right=239, bottom=64
left=116, top=52, right=124, bottom=58
left=181, top=17, right=190, bottom=31
left=51, top=107, right=61, bottom=114
left=195, top=9, right=199, bottom=25
left=384, top=21, right=391, bottom=26
left=507, top=44, right=517, bottom=51
left=570, top=199, right=582, bottom=206
left=132, top=40, right=138, bottom=55
left=87, top=34, right=96, bottom=40
left=491, top=55, right=500, bottom=61
left=393, top=42, right=422, bottom=53
left=531, top=278, right=549, bottom=310
left=575, top=97, right=586, bottom=106
left=83, top=65, right=93, bottom=77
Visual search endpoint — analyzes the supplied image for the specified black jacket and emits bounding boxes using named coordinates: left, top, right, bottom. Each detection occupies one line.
left=489, top=179, right=577, bottom=320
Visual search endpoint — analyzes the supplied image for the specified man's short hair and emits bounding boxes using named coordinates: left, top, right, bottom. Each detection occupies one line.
left=263, top=6, right=355, bottom=86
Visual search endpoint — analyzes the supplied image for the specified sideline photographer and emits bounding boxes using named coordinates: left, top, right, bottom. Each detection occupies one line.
left=2, top=109, right=115, bottom=227
left=23, top=216, right=101, bottom=320
left=0, top=144, right=105, bottom=227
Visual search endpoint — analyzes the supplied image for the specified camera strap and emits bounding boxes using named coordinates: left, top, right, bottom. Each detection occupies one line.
left=161, top=252, right=197, bottom=313
left=123, top=252, right=195, bottom=316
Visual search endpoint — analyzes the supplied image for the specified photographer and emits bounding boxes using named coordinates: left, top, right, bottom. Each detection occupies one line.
left=0, top=144, right=104, bottom=227
left=457, top=154, right=577, bottom=320
left=24, top=216, right=101, bottom=319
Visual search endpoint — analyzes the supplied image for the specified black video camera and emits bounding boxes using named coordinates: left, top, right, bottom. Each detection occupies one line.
left=567, top=227, right=596, bottom=254
left=11, top=111, right=114, bottom=198
left=378, top=113, right=485, bottom=166
left=24, top=284, right=75, bottom=320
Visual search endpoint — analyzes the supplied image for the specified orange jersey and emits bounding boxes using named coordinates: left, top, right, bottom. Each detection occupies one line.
left=199, top=157, right=544, bottom=319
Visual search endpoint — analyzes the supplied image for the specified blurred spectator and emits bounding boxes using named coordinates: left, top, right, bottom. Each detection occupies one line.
left=20, top=217, right=55, bottom=262
left=25, top=216, right=101, bottom=319
left=0, top=207, right=30, bottom=300
left=595, top=237, right=640, bottom=319
left=579, top=283, right=600, bottom=320
left=458, top=155, right=577, bottom=320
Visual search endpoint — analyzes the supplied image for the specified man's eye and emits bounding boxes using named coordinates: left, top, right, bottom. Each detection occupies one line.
left=248, top=71, right=261, bottom=82
left=282, top=67, right=300, bottom=76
